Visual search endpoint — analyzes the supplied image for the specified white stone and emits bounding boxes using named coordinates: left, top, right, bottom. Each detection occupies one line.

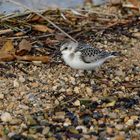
left=0, top=93, right=4, bottom=99
left=1, top=112, right=12, bottom=122
left=73, top=100, right=80, bottom=106
left=13, top=79, right=19, bottom=87
left=19, top=76, right=25, bottom=83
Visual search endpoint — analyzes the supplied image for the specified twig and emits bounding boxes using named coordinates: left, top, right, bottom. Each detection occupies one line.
left=8, top=34, right=53, bottom=40
left=7, top=0, right=77, bottom=42
left=1, top=10, right=45, bottom=21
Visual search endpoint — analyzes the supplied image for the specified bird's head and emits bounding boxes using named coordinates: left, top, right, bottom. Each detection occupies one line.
left=60, top=40, right=78, bottom=55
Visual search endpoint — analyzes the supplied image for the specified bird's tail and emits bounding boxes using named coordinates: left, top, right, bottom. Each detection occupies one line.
left=110, top=51, right=120, bottom=57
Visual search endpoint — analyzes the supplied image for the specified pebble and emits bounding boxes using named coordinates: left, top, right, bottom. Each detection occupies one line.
left=19, top=76, right=25, bottom=83
left=74, top=87, right=80, bottom=94
left=42, top=127, right=50, bottom=135
left=125, top=119, right=134, bottom=126
left=115, top=70, right=125, bottom=77
left=124, top=77, right=130, bottom=81
left=32, top=61, right=42, bottom=66
left=86, top=87, right=93, bottom=96
left=113, top=135, right=125, bottom=140
left=25, top=115, right=37, bottom=125
left=108, top=112, right=118, bottom=119
left=73, top=100, right=80, bottom=106
left=70, top=77, right=76, bottom=85
left=55, top=112, right=65, bottom=119
left=115, top=124, right=124, bottom=131
left=106, top=127, right=113, bottom=135
left=64, top=118, right=71, bottom=126
left=1, top=112, right=12, bottom=122
left=13, top=79, right=20, bottom=87
left=66, top=88, right=73, bottom=95
left=76, top=126, right=87, bottom=133
left=0, top=93, right=4, bottom=99
left=136, top=123, right=140, bottom=128
left=68, top=126, right=79, bottom=134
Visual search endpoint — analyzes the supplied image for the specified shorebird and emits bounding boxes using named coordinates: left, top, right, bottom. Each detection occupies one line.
left=60, top=40, right=118, bottom=70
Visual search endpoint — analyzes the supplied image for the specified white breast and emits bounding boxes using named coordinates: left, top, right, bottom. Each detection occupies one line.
left=62, top=52, right=105, bottom=70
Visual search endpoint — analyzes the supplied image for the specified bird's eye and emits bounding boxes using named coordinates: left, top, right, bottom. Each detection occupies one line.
left=64, top=47, right=68, bottom=50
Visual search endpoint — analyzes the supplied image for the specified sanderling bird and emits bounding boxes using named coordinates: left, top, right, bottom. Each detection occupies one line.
left=60, top=40, right=118, bottom=70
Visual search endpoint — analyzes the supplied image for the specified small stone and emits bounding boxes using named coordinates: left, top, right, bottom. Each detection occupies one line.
left=64, top=118, right=71, bottom=126
left=115, top=70, right=125, bottom=77
left=55, top=112, right=65, bottom=119
left=106, top=127, right=113, bottom=135
left=70, top=77, right=76, bottom=85
left=19, top=76, right=25, bottom=83
left=126, top=119, right=134, bottom=126
left=68, top=126, right=79, bottom=134
left=32, top=61, right=42, bottom=66
left=130, top=115, right=138, bottom=120
left=13, top=79, right=19, bottom=87
left=76, top=126, right=87, bottom=133
left=136, top=123, right=140, bottom=128
left=115, top=124, right=124, bottom=131
left=90, top=79, right=95, bottom=85
left=113, top=135, right=125, bottom=140
left=66, top=88, right=73, bottom=95
left=86, top=87, right=93, bottom=96
left=42, top=127, right=50, bottom=135
left=124, top=116, right=129, bottom=122
left=1, top=112, right=12, bottom=122
left=74, top=87, right=80, bottom=94
left=133, top=32, right=140, bottom=38
left=25, top=115, right=37, bottom=125
left=31, top=82, right=39, bottom=88
left=73, top=100, right=80, bottom=106
left=125, top=77, right=130, bottom=81
left=0, top=93, right=4, bottom=99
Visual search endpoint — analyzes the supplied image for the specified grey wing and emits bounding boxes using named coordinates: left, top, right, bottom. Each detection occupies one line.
left=80, top=47, right=102, bottom=63
left=75, top=42, right=91, bottom=52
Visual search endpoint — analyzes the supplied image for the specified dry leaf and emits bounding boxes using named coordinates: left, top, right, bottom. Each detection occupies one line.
left=106, top=101, right=116, bottom=107
left=0, top=40, right=15, bottom=62
left=45, top=38, right=59, bottom=45
left=0, top=52, right=15, bottom=62
left=32, top=24, right=54, bottom=33
left=1, top=40, right=15, bottom=53
left=0, top=37, right=6, bottom=48
left=55, top=33, right=65, bottom=41
left=29, top=14, right=42, bottom=22
left=123, top=0, right=140, bottom=10
left=16, top=39, right=32, bottom=56
left=15, top=55, right=50, bottom=63
left=128, top=0, right=140, bottom=7
left=15, top=32, right=25, bottom=36
left=0, top=29, right=13, bottom=35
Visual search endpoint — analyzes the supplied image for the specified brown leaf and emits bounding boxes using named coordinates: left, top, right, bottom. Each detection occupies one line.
left=0, top=37, right=6, bottom=48
left=128, top=0, right=140, bottom=7
left=55, top=33, right=65, bottom=41
left=45, top=38, right=59, bottom=45
left=1, top=40, right=15, bottom=53
left=32, top=24, right=54, bottom=33
left=0, top=52, right=15, bottom=62
left=0, top=29, right=13, bottom=35
left=15, top=55, right=50, bottom=63
left=29, top=14, right=42, bottom=22
left=15, top=32, right=25, bottom=36
left=16, top=39, right=32, bottom=56
left=123, top=0, right=140, bottom=10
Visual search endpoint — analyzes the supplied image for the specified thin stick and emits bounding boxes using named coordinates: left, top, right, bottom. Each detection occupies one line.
left=8, top=34, right=53, bottom=40
left=1, top=9, right=46, bottom=21
left=7, top=0, right=77, bottom=42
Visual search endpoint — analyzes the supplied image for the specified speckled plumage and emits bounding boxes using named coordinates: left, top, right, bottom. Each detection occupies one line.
left=60, top=41, right=118, bottom=70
